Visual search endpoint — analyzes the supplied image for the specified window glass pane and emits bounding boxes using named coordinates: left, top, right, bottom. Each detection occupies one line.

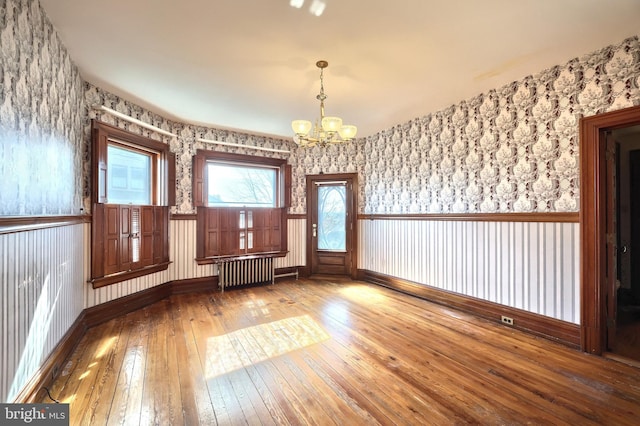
left=107, top=144, right=152, bottom=205
left=318, top=185, right=346, bottom=251
left=207, top=163, right=276, bottom=207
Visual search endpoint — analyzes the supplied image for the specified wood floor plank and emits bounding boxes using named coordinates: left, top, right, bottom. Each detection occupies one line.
left=172, top=293, right=217, bottom=425
left=38, top=278, right=640, bottom=425
left=105, top=310, right=150, bottom=426
left=139, top=300, right=184, bottom=426
left=185, top=294, right=240, bottom=425
left=68, top=316, right=127, bottom=425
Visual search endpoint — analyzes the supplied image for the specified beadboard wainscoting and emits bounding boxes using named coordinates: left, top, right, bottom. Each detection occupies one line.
left=0, top=222, right=85, bottom=403
left=358, top=216, right=580, bottom=325
left=278, top=218, right=306, bottom=269
left=84, top=217, right=306, bottom=308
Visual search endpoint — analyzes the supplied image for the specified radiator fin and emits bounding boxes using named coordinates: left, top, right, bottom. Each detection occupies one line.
left=219, top=257, right=275, bottom=292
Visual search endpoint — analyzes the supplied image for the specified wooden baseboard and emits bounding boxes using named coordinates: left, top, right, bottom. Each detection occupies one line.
left=358, top=269, right=581, bottom=349
left=14, top=312, right=88, bottom=403
left=84, top=283, right=172, bottom=328
left=172, top=276, right=217, bottom=294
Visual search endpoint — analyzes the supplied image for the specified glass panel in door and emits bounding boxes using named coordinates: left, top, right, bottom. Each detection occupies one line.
left=317, top=185, right=346, bottom=251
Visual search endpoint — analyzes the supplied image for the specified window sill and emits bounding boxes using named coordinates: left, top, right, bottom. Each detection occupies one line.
left=195, top=251, right=288, bottom=265
left=90, top=261, right=171, bottom=288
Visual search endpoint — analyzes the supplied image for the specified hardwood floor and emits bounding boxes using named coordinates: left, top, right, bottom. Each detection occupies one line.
left=39, top=278, right=640, bottom=425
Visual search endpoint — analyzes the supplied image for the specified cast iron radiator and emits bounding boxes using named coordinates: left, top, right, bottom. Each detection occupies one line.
left=217, top=256, right=275, bottom=292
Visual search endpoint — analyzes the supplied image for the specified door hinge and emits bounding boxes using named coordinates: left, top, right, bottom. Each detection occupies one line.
left=607, top=317, right=615, bottom=328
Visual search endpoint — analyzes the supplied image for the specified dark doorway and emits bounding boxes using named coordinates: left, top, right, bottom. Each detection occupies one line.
left=610, top=129, right=640, bottom=362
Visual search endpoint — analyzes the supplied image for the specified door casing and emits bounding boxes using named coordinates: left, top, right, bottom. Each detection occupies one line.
left=580, top=105, right=640, bottom=355
left=305, top=173, right=358, bottom=278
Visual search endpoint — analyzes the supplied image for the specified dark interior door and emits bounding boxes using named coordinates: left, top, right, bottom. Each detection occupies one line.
left=307, top=174, right=357, bottom=276
left=629, top=150, right=640, bottom=301
left=605, top=133, right=618, bottom=350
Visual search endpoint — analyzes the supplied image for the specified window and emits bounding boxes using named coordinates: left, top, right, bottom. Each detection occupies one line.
left=107, top=144, right=154, bottom=205
left=207, top=163, right=276, bottom=207
left=91, top=120, right=175, bottom=287
left=192, top=150, right=290, bottom=263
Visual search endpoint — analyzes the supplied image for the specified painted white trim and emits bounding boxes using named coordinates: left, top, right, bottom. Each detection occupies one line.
left=94, top=105, right=176, bottom=137
left=197, top=137, right=290, bottom=154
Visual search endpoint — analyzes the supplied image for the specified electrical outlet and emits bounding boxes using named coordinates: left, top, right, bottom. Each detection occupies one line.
left=501, top=315, right=514, bottom=326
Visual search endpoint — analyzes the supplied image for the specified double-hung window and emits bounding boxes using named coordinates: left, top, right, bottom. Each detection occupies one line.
left=192, top=150, right=290, bottom=263
left=91, top=120, right=175, bottom=287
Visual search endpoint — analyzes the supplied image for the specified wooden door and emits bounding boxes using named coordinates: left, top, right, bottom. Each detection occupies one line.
left=306, top=173, right=357, bottom=277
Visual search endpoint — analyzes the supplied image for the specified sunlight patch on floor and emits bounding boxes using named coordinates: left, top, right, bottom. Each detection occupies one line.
left=339, top=284, right=389, bottom=304
left=204, top=314, right=330, bottom=379
left=95, top=336, right=117, bottom=359
left=245, top=298, right=271, bottom=318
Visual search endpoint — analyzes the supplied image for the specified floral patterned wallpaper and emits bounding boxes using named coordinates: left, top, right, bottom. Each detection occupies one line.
left=354, top=36, right=640, bottom=214
left=87, top=35, right=640, bottom=216
left=0, top=0, right=85, bottom=216
left=85, top=85, right=293, bottom=215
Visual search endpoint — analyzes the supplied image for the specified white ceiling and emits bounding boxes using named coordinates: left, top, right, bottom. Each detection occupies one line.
left=40, top=0, right=640, bottom=139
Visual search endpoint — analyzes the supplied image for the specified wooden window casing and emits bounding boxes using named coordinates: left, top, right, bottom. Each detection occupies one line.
left=193, top=150, right=290, bottom=264
left=91, top=120, right=175, bottom=288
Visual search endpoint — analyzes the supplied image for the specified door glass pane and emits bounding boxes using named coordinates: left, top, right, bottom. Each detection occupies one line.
left=318, top=185, right=346, bottom=251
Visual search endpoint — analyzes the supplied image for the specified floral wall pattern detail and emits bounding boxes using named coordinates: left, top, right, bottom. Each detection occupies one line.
left=351, top=36, right=640, bottom=214
left=85, top=85, right=294, bottom=215
left=0, top=0, right=85, bottom=216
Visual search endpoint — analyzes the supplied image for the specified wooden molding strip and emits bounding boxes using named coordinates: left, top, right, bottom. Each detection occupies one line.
left=358, top=269, right=581, bottom=348
left=358, top=212, right=579, bottom=223
left=172, top=213, right=306, bottom=221
left=0, top=215, right=90, bottom=234
left=90, top=262, right=172, bottom=288
left=84, top=283, right=172, bottom=328
left=287, top=213, right=306, bottom=219
left=171, top=213, right=197, bottom=220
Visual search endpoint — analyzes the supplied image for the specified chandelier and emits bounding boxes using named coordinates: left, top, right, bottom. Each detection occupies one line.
left=291, top=60, right=357, bottom=147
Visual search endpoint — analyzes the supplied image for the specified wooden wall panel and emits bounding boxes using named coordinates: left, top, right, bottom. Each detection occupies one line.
left=358, top=219, right=580, bottom=324
left=0, top=224, right=85, bottom=402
